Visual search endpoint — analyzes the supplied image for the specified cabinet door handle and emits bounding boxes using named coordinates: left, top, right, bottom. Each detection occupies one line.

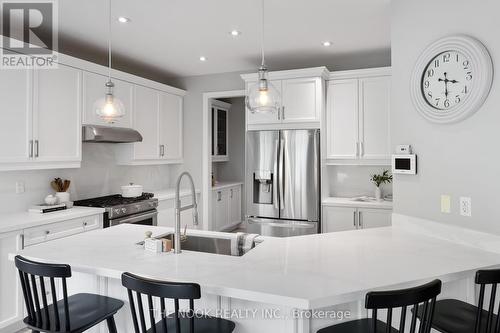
left=358, top=211, right=363, bottom=228
left=355, top=142, right=359, bottom=157
left=160, top=145, right=165, bottom=157
left=282, top=106, right=285, bottom=120
left=83, top=221, right=88, bottom=227
left=359, top=142, right=364, bottom=157
left=217, top=191, right=222, bottom=201
left=29, top=140, right=33, bottom=158
left=34, top=140, right=39, bottom=158
left=230, top=189, right=233, bottom=199
left=277, top=107, right=281, bottom=120
left=45, top=230, right=50, bottom=235
left=353, top=211, right=357, bottom=228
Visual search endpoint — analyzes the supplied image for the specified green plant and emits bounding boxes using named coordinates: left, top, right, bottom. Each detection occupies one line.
left=370, top=170, right=393, bottom=188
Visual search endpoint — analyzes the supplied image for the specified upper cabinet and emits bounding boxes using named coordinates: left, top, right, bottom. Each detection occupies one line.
left=242, top=67, right=328, bottom=130
left=326, top=67, right=391, bottom=165
left=0, top=63, right=82, bottom=170
left=82, top=72, right=133, bottom=128
left=211, top=100, right=230, bottom=162
left=0, top=47, right=185, bottom=171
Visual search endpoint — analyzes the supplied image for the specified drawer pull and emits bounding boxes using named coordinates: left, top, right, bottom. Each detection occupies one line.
left=45, top=230, right=50, bottom=235
left=83, top=222, right=88, bottom=226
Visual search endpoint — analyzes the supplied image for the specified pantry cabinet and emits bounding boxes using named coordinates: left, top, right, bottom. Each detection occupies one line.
left=242, top=68, right=328, bottom=130
left=0, top=63, right=82, bottom=171
left=211, top=184, right=242, bottom=231
left=326, top=68, right=391, bottom=164
left=211, top=100, right=230, bottom=162
left=322, top=204, right=391, bottom=233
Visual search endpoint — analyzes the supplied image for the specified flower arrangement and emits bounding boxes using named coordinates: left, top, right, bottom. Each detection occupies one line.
left=370, top=170, right=393, bottom=188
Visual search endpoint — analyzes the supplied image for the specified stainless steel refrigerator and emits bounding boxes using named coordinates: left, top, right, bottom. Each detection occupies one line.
left=245, top=129, right=320, bottom=237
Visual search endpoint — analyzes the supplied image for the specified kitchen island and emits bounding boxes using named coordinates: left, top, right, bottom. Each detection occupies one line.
left=13, top=223, right=500, bottom=333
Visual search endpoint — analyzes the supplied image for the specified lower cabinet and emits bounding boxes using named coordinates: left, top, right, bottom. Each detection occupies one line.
left=157, top=194, right=201, bottom=229
left=212, top=184, right=242, bottom=231
left=0, top=214, right=103, bottom=331
left=322, top=205, right=391, bottom=233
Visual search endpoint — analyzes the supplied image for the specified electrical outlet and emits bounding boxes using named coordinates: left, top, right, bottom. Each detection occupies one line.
left=15, top=181, right=25, bottom=194
left=440, top=195, right=451, bottom=213
left=460, top=197, right=472, bottom=217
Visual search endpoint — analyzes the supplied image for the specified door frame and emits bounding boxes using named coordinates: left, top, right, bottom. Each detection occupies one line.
left=202, top=90, right=245, bottom=230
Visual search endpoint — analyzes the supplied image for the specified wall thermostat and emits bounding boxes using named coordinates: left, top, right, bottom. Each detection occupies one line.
left=392, top=154, right=417, bottom=175
left=396, top=145, right=412, bottom=154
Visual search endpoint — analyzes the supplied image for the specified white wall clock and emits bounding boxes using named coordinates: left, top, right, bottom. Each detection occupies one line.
left=410, top=35, right=493, bottom=124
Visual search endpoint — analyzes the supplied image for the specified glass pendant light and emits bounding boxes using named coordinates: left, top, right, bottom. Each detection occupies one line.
left=94, top=0, right=125, bottom=123
left=245, top=0, right=280, bottom=114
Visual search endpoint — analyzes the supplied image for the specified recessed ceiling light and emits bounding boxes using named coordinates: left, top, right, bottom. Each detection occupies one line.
left=118, top=17, right=131, bottom=23
left=230, top=30, right=241, bottom=37
left=199, top=56, right=207, bottom=62
left=322, top=41, right=332, bottom=47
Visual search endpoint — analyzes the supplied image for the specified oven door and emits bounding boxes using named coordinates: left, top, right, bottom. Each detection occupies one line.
left=108, top=210, right=158, bottom=228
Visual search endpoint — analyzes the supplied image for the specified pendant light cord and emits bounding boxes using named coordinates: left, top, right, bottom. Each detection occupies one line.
left=260, top=0, right=265, bottom=67
left=107, top=0, right=112, bottom=81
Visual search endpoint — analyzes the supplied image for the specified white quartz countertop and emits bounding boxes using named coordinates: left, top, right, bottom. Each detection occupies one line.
left=322, top=196, right=393, bottom=209
left=0, top=207, right=105, bottom=233
left=14, top=224, right=500, bottom=309
left=212, top=181, right=243, bottom=191
left=152, top=188, right=201, bottom=201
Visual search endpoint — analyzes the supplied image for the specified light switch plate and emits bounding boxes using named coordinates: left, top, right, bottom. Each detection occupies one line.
left=15, top=181, right=25, bottom=194
left=441, top=195, right=451, bottom=213
left=460, top=197, right=472, bottom=217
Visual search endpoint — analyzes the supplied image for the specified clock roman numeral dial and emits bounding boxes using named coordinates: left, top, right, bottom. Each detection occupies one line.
left=421, top=50, right=472, bottom=110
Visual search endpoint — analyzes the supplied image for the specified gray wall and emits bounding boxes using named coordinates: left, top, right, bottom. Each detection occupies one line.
left=0, top=144, right=172, bottom=214
left=215, top=97, right=246, bottom=183
left=391, top=0, right=500, bottom=233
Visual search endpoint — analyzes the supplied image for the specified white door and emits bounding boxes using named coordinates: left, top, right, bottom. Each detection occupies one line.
left=246, top=80, right=282, bottom=126
left=359, top=76, right=391, bottom=160
left=281, top=77, right=321, bottom=124
left=0, top=232, right=23, bottom=329
left=229, top=186, right=242, bottom=225
left=82, top=72, right=133, bottom=128
left=159, top=92, right=183, bottom=161
left=322, top=206, right=357, bottom=233
left=358, top=208, right=391, bottom=229
left=133, top=86, right=160, bottom=160
left=33, top=64, right=81, bottom=162
left=326, top=79, right=359, bottom=159
left=212, top=190, right=228, bottom=231
left=0, top=69, right=32, bottom=163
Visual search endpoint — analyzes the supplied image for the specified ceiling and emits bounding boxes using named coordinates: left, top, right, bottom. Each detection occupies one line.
left=30, top=0, right=391, bottom=81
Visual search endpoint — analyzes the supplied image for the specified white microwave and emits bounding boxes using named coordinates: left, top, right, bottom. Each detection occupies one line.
left=392, top=154, right=417, bottom=174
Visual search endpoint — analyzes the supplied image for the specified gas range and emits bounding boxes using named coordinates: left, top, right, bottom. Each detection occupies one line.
left=74, top=193, right=158, bottom=227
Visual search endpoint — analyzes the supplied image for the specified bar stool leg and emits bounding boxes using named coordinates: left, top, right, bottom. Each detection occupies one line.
left=107, top=316, right=118, bottom=333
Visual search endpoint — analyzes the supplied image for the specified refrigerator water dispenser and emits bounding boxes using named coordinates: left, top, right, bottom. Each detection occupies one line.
left=253, top=171, right=273, bottom=205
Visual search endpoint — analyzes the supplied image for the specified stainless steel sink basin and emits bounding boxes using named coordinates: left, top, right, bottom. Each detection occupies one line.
left=172, top=234, right=234, bottom=256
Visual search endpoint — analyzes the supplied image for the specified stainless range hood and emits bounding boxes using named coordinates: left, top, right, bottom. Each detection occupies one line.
left=82, top=125, right=143, bottom=143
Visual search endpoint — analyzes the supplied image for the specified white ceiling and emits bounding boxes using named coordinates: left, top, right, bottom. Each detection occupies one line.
left=54, top=0, right=390, bottom=79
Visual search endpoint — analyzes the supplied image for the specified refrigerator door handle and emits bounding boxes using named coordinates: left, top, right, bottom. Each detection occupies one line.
left=247, top=217, right=317, bottom=229
left=273, top=139, right=279, bottom=210
left=278, top=138, right=285, bottom=211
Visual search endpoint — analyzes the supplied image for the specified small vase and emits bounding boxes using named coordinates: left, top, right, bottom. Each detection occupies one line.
left=55, top=191, right=70, bottom=204
left=375, top=187, right=382, bottom=201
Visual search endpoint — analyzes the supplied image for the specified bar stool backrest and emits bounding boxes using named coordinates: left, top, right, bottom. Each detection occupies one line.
left=475, top=269, right=500, bottom=333
left=365, top=279, right=442, bottom=333
left=15, top=255, right=72, bottom=332
left=122, top=272, right=202, bottom=333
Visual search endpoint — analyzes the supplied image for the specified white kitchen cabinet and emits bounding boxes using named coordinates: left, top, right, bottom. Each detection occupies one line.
left=211, top=184, right=242, bottom=231
left=0, top=69, right=32, bottom=164
left=242, top=68, right=327, bottom=130
left=358, top=208, right=392, bottom=229
left=228, top=186, right=242, bottom=225
left=82, top=71, right=133, bottom=128
left=132, top=85, right=160, bottom=160
left=116, top=89, right=184, bottom=165
left=326, top=68, right=391, bottom=164
left=33, top=64, right=82, bottom=163
left=326, top=79, right=359, bottom=159
left=0, top=231, right=23, bottom=331
left=211, top=100, right=230, bottom=162
left=322, top=206, right=357, bottom=233
left=159, top=92, right=183, bottom=161
left=322, top=205, right=391, bottom=233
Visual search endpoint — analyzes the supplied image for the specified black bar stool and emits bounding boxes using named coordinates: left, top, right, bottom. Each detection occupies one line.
left=121, top=272, right=236, bottom=333
left=15, top=255, right=124, bottom=333
left=317, top=279, right=442, bottom=333
left=416, top=268, right=500, bottom=333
